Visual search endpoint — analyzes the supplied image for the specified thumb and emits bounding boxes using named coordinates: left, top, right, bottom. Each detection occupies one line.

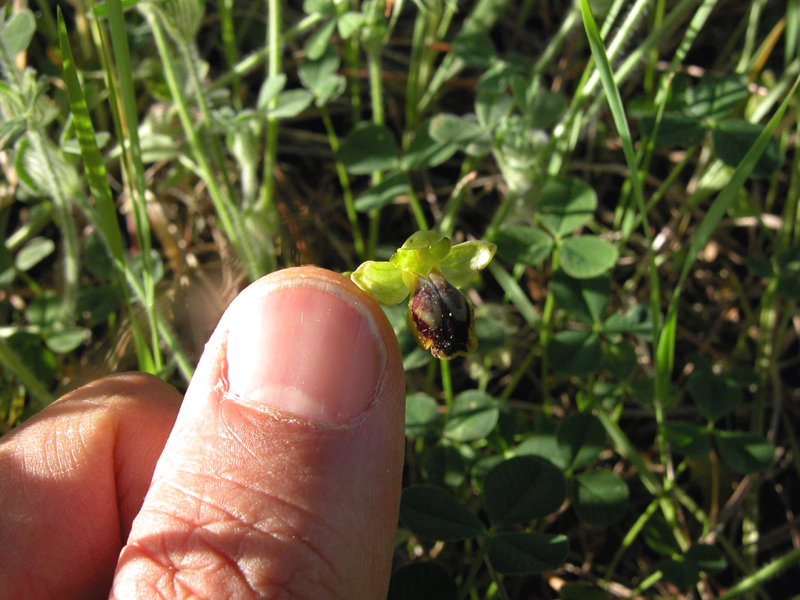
left=111, top=267, right=406, bottom=599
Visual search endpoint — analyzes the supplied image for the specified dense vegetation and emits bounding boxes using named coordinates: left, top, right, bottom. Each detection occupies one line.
left=0, top=0, right=798, bottom=597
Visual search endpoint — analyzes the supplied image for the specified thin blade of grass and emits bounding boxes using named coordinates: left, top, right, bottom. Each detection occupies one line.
left=578, top=0, right=661, bottom=338
left=57, top=7, right=125, bottom=265
left=0, top=337, right=54, bottom=408
left=104, top=0, right=163, bottom=370
left=488, top=262, right=539, bottom=328
left=657, top=72, right=800, bottom=388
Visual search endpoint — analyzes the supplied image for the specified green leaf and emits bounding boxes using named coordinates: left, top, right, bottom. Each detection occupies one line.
left=298, top=46, right=343, bottom=103
left=0, top=115, right=27, bottom=150
left=559, top=236, right=619, bottom=278
left=490, top=226, right=553, bottom=266
left=537, top=177, right=598, bottom=237
left=682, top=73, right=750, bottom=119
left=547, top=330, right=602, bottom=376
left=559, top=583, right=606, bottom=600
left=405, top=392, right=441, bottom=438
left=338, top=123, right=400, bottom=174
left=685, top=544, right=727, bottom=574
left=515, top=433, right=567, bottom=470
left=304, top=17, right=337, bottom=60
left=439, top=241, right=496, bottom=288
left=451, top=30, right=497, bottom=68
left=530, top=90, right=568, bottom=129
left=77, top=285, right=121, bottom=326
left=556, top=413, right=606, bottom=471
left=2, top=9, right=36, bottom=55
left=429, top=114, right=490, bottom=147
left=26, top=291, right=61, bottom=327
left=550, top=271, right=610, bottom=324
left=387, top=562, right=457, bottom=600
left=643, top=516, right=682, bottom=556
left=601, top=341, right=638, bottom=379
left=303, top=0, right=336, bottom=16
left=401, top=118, right=459, bottom=170
left=422, top=444, right=465, bottom=488
left=84, top=233, right=116, bottom=281
left=475, top=90, right=514, bottom=132
left=659, top=558, right=700, bottom=590
left=471, top=455, right=506, bottom=490
left=712, top=120, right=784, bottom=179
left=337, top=11, right=366, bottom=39
left=486, top=532, right=569, bottom=575
left=639, top=113, right=708, bottom=147
left=354, top=172, right=410, bottom=212
left=663, top=422, right=712, bottom=458
left=45, top=327, right=88, bottom=354
left=571, top=470, right=629, bottom=526
left=350, top=261, right=408, bottom=305
left=484, top=456, right=566, bottom=526
left=603, top=304, right=653, bottom=338
left=631, top=378, right=681, bottom=413
left=444, top=390, right=499, bottom=442
left=15, top=237, right=55, bottom=272
left=688, top=367, right=742, bottom=422
left=257, top=74, right=287, bottom=110
left=399, top=485, right=486, bottom=541
left=474, top=317, right=506, bottom=352
left=267, top=89, right=315, bottom=119
left=715, top=430, right=775, bottom=474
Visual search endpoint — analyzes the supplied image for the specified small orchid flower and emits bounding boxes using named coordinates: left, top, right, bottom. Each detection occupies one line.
left=351, top=231, right=496, bottom=360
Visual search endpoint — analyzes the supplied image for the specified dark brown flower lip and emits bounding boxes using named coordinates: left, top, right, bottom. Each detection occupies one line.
left=406, top=271, right=477, bottom=360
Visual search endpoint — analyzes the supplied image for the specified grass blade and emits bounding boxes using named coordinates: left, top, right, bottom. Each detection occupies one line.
left=657, top=72, right=800, bottom=388
left=57, top=7, right=125, bottom=266
left=578, top=0, right=661, bottom=339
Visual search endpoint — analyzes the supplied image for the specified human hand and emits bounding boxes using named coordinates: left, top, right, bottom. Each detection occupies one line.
left=0, top=267, right=406, bottom=599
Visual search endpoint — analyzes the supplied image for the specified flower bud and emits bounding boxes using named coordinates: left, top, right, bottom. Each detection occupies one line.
left=406, top=270, right=477, bottom=360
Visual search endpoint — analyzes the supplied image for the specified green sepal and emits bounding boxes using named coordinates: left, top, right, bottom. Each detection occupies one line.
left=440, top=241, right=497, bottom=288
left=350, top=261, right=409, bottom=305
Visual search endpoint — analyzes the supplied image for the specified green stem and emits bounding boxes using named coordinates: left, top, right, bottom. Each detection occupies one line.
left=217, top=0, right=241, bottom=109
left=124, top=270, right=194, bottom=381
left=438, top=160, right=476, bottom=237
left=210, top=14, right=323, bottom=90
left=604, top=496, right=660, bottom=583
left=627, top=570, right=663, bottom=597
left=718, top=548, right=800, bottom=600
left=319, top=106, right=365, bottom=258
left=367, top=27, right=385, bottom=257
left=456, top=538, right=489, bottom=600
left=406, top=183, right=429, bottom=230
left=147, top=10, right=261, bottom=281
left=181, top=42, right=265, bottom=274
left=260, top=0, right=283, bottom=218
left=440, top=359, right=453, bottom=408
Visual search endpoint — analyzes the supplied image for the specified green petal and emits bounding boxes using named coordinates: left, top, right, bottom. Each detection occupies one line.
left=440, top=241, right=497, bottom=288
left=400, top=230, right=451, bottom=256
left=350, top=261, right=409, bottom=305
left=391, top=231, right=452, bottom=276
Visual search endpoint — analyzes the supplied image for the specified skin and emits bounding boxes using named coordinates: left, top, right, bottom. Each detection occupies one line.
left=0, top=267, right=406, bottom=600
